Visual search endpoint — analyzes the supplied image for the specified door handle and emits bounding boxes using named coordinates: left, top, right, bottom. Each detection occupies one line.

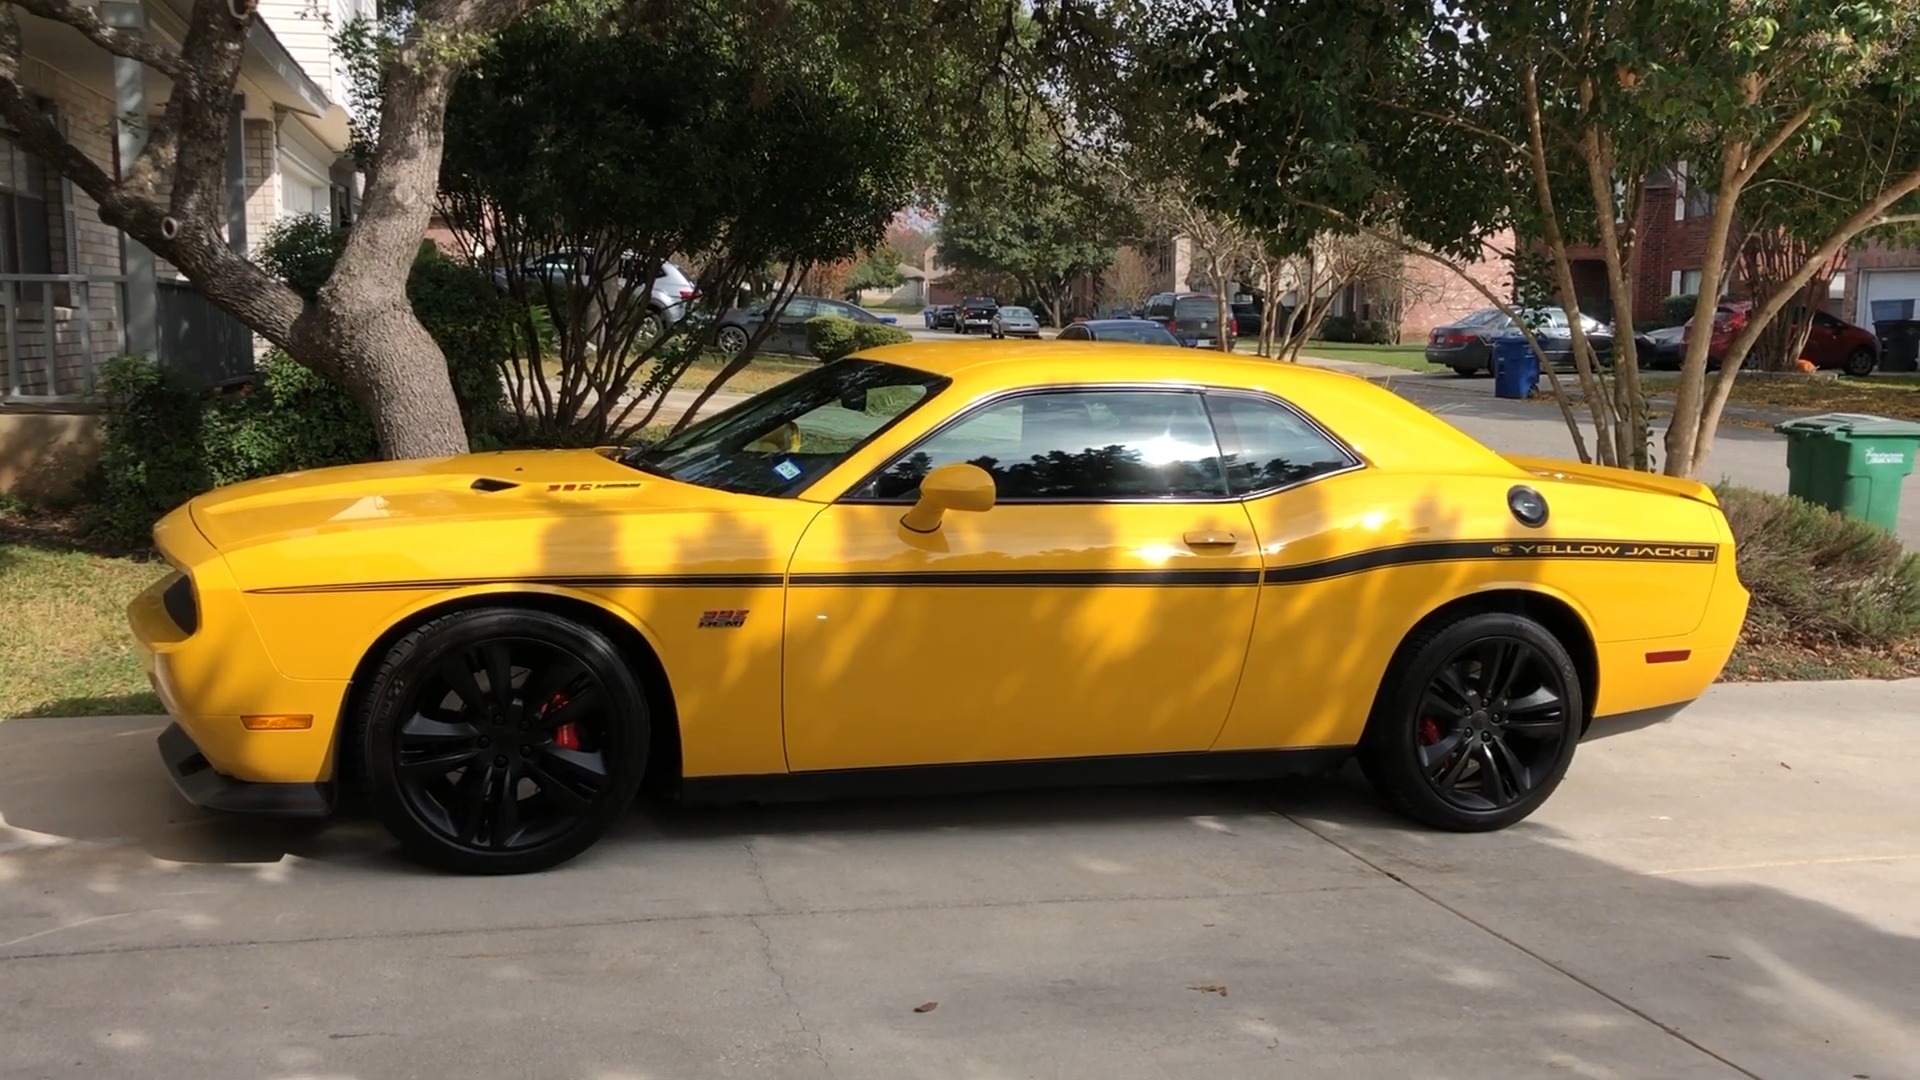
left=1183, top=530, right=1238, bottom=548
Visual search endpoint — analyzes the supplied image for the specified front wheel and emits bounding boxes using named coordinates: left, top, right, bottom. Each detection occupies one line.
left=357, top=608, right=650, bottom=874
left=716, top=325, right=750, bottom=358
left=1358, top=612, right=1582, bottom=832
left=1844, top=347, right=1876, bottom=378
left=1451, top=365, right=1477, bottom=377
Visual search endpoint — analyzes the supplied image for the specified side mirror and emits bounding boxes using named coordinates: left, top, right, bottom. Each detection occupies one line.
left=900, top=463, right=996, bottom=534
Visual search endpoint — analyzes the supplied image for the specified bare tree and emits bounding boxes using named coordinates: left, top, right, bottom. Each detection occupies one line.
left=1099, top=244, right=1156, bottom=314
left=0, top=0, right=541, bottom=458
left=1271, top=230, right=1405, bottom=360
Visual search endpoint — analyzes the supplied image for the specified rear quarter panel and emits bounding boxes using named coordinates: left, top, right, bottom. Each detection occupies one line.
left=1215, top=467, right=1730, bottom=751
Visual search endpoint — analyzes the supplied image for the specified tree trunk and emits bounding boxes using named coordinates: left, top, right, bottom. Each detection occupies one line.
left=290, top=25, right=476, bottom=458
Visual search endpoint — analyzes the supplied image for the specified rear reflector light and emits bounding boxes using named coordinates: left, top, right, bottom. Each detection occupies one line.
left=1645, top=650, right=1691, bottom=664
left=679, top=288, right=696, bottom=299
left=242, top=715, right=314, bottom=730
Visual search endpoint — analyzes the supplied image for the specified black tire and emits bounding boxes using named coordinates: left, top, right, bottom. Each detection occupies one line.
left=356, top=608, right=650, bottom=874
left=1358, top=612, right=1582, bottom=832
left=716, top=325, right=749, bottom=358
left=1844, top=347, right=1876, bottom=378
left=1451, top=365, right=1477, bottom=377
left=637, top=310, right=665, bottom=345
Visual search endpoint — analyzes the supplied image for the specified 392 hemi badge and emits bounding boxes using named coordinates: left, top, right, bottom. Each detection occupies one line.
left=698, top=609, right=749, bottom=628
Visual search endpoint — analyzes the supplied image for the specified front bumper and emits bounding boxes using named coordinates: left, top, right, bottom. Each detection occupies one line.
left=158, top=722, right=334, bottom=816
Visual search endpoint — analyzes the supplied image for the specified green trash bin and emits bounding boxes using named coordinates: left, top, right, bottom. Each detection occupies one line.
left=1773, top=412, right=1920, bottom=531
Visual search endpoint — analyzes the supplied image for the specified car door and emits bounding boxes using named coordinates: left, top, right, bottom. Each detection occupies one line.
left=770, top=298, right=820, bottom=355
left=782, top=387, right=1265, bottom=772
left=1805, top=312, right=1843, bottom=365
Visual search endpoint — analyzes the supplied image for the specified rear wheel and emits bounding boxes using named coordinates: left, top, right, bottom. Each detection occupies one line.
left=357, top=608, right=650, bottom=874
left=1359, top=613, right=1581, bottom=831
left=1451, top=365, right=1477, bottom=377
left=1844, top=347, right=1876, bottom=378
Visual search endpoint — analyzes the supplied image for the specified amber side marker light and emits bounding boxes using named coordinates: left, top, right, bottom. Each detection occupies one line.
left=1645, top=650, right=1691, bottom=664
left=242, top=715, right=314, bottom=731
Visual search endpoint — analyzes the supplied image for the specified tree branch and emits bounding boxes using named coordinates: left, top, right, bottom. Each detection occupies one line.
left=6, top=0, right=186, bottom=77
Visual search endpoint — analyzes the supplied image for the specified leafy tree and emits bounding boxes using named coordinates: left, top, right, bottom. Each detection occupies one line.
left=845, top=244, right=907, bottom=296
left=436, top=0, right=922, bottom=443
left=0, top=0, right=539, bottom=459
left=1120, top=0, right=1920, bottom=478
left=937, top=144, right=1128, bottom=325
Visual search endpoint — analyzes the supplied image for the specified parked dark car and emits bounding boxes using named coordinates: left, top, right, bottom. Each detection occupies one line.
left=923, top=304, right=957, bottom=330
left=1428, top=307, right=1614, bottom=375
left=955, top=297, right=999, bottom=334
left=1632, top=324, right=1687, bottom=369
left=1141, top=291, right=1234, bottom=348
left=1230, top=301, right=1263, bottom=338
left=1674, top=302, right=1879, bottom=375
left=715, top=295, right=890, bottom=357
left=1055, top=319, right=1183, bottom=346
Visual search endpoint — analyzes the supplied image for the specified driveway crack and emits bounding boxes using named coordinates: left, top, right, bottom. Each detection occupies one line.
left=1276, top=810, right=1767, bottom=1080
left=744, top=840, right=833, bottom=1078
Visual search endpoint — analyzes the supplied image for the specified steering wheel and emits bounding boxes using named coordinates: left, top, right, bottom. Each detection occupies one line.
left=745, top=421, right=803, bottom=454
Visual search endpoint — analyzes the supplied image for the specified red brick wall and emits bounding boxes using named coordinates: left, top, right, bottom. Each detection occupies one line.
left=1398, top=230, right=1516, bottom=338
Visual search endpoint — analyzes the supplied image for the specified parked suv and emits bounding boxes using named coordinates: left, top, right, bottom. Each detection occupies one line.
left=955, top=297, right=999, bottom=335
left=1142, top=291, right=1233, bottom=348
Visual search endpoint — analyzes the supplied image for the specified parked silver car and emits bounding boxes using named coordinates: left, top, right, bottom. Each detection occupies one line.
left=491, top=247, right=699, bottom=337
left=990, top=305, right=1042, bottom=339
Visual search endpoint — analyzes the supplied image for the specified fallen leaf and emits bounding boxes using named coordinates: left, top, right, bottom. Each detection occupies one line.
left=1707, top=954, right=1731, bottom=961
left=1780, top=761, right=1792, bottom=770
left=1189, top=984, right=1228, bottom=997
left=912, top=1001, right=938, bottom=1013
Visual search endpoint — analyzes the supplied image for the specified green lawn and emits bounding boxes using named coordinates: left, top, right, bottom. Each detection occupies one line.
left=1636, top=372, right=1920, bottom=422
left=0, top=537, right=163, bottom=718
left=1244, top=341, right=1432, bottom=372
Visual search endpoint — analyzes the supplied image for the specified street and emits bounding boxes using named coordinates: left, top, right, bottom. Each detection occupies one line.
left=1, top=680, right=1915, bottom=1077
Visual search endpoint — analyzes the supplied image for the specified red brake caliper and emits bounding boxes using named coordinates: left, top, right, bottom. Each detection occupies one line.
left=543, top=692, right=580, bottom=750
left=1417, top=716, right=1443, bottom=746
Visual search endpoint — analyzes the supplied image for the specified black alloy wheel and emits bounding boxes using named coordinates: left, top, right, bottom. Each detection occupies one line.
left=1360, top=612, right=1581, bottom=831
left=717, top=325, right=750, bottom=357
left=358, top=609, right=649, bottom=874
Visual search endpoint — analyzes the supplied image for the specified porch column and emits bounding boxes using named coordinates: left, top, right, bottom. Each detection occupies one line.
left=101, top=0, right=156, bottom=358
left=226, top=93, right=246, bottom=252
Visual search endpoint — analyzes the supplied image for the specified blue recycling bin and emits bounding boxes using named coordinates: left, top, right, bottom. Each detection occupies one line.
left=1492, top=332, right=1540, bottom=399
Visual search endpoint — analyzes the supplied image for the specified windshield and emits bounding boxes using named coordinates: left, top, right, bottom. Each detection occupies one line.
left=1000, top=307, right=1033, bottom=319
left=1099, top=323, right=1181, bottom=345
left=624, top=360, right=949, bottom=496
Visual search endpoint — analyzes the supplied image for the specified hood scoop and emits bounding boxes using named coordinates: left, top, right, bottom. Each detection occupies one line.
left=470, top=477, right=520, bottom=493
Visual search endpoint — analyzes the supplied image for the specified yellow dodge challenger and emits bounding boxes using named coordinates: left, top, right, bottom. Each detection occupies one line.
left=130, top=343, right=1748, bottom=873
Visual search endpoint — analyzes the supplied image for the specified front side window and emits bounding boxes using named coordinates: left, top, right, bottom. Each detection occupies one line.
left=853, top=389, right=1228, bottom=502
left=780, top=297, right=821, bottom=320
left=1204, top=394, right=1359, bottom=495
left=1057, top=324, right=1089, bottom=341
left=626, top=359, right=947, bottom=496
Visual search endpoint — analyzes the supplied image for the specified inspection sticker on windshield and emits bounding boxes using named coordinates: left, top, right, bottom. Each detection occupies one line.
left=772, top=459, right=803, bottom=481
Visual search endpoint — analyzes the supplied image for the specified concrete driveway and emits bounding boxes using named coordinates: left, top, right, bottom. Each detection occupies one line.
left=2, top=679, right=1915, bottom=1078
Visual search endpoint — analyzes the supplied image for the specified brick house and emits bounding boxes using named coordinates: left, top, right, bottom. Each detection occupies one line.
left=1560, top=162, right=1920, bottom=329
left=0, top=0, right=363, bottom=496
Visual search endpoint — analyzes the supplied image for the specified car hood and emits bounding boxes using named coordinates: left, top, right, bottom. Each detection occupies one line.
left=185, top=449, right=737, bottom=554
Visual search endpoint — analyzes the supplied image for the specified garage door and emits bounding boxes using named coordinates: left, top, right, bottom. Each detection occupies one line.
left=1862, top=268, right=1920, bottom=324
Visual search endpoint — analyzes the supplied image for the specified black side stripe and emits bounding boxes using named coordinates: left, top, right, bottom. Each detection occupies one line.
left=1263, top=539, right=1719, bottom=585
left=245, top=539, right=1718, bottom=594
left=788, top=569, right=1261, bottom=587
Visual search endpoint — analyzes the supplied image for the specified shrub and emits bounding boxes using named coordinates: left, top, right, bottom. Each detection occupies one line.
left=82, top=357, right=212, bottom=548
left=257, top=215, right=347, bottom=301
left=1717, top=485, right=1920, bottom=646
left=1354, top=318, right=1398, bottom=345
left=1316, top=315, right=1356, bottom=343
left=806, top=315, right=861, bottom=362
left=1662, top=293, right=1699, bottom=327
left=851, top=321, right=912, bottom=351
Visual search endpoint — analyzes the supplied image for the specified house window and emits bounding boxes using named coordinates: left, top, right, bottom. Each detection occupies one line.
left=1677, top=269, right=1703, bottom=296
left=1673, top=161, right=1716, bottom=220
left=0, top=135, right=55, bottom=279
